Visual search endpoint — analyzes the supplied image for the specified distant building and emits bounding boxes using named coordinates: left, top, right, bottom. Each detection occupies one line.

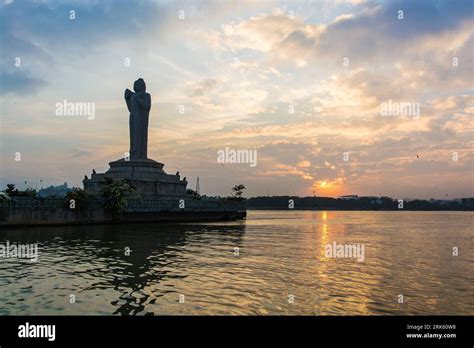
left=339, top=195, right=359, bottom=200
left=38, top=183, right=72, bottom=197
left=360, top=196, right=382, bottom=205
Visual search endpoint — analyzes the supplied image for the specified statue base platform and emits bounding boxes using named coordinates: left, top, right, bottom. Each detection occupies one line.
left=83, top=158, right=187, bottom=197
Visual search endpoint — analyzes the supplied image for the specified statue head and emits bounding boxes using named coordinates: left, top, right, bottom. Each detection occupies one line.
left=133, top=78, right=146, bottom=93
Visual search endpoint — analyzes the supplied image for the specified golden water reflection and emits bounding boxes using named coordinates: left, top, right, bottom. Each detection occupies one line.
left=0, top=210, right=472, bottom=315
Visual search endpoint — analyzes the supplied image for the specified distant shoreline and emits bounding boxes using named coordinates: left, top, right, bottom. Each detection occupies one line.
left=246, top=208, right=473, bottom=211
left=245, top=196, right=474, bottom=211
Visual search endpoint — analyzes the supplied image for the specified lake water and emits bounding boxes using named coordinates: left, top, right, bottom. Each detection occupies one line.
left=0, top=210, right=472, bottom=315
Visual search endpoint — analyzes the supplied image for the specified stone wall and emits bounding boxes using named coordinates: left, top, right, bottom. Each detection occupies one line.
left=0, top=197, right=246, bottom=226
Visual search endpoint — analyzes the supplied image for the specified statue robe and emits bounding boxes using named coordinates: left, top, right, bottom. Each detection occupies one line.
left=125, top=88, right=151, bottom=159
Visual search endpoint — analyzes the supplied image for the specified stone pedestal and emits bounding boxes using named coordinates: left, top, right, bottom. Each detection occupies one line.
left=83, top=158, right=187, bottom=197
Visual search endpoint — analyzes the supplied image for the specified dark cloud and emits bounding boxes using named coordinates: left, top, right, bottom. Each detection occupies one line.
left=0, top=0, right=170, bottom=95
left=380, top=0, right=473, bottom=37
left=0, top=70, right=45, bottom=95
left=275, top=0, right=473, bottom=66
left=0, top=1, right=167, bottom=46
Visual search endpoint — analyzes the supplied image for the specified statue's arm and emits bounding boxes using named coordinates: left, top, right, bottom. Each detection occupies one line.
left=124, top=89, right=133, bottom=112
left=136, top=92, right=151, bottom=111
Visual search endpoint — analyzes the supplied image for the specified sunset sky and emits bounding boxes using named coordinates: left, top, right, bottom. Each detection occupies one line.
left=1, top=0, right=473, bottom=198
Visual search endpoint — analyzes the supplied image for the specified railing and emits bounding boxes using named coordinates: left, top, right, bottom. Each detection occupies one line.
left=0, top=197, right=246, bottom=212
left=125, top=198, right=245, bottom=212
left=0, top=197, right=65, bottom=208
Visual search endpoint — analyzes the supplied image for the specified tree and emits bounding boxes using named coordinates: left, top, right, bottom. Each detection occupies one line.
left=64, top=187, right=90, bottom=212
left=4, top=184, right=16, bottom=196
left=232, top=184, right=246, bottom=200
left=0, top=192, right=10, bottom=202
left=3, top=184, right=37, bottom=197
left=101, top=178, right=137, bottom=221
left=186, top=188, right=201, bottom=199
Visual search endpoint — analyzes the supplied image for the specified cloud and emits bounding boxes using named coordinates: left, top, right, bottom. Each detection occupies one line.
left=204, top=0, right=473, bottom=71
left=0, top=0, right=171, bottom=96
left=1, top=0, right=472, bottom=199
left=0, top=70, right=46, bottom=95
left=188, top=78, right=219, bottom=97
left=221, top=9, right=303, bottom=52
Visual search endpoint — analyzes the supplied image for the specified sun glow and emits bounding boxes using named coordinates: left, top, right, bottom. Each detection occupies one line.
left=312, top=179, right=343, bottom=197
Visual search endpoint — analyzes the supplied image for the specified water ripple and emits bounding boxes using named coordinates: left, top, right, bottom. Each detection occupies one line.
left=0, top=211, right=472, bottom=315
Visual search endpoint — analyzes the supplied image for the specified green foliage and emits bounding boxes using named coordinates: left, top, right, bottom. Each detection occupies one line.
left=64, top=187, right=90, bottom=212
left=101, top=178, right=137, bottom=221
left=0, top=192, right=10, bottom=202
left=186, top=188, right=201, bottom=199
left=4, top=184, right=16, bottom=195
left=3, top=184, right=37, bottom=198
